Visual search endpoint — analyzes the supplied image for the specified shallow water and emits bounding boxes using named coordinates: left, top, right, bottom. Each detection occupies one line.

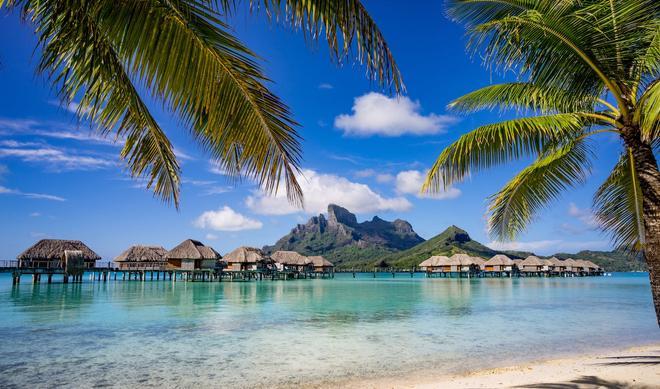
left=0, top=272, right=657, bottom=388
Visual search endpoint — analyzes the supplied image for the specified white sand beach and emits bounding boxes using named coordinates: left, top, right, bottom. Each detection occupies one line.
left=332, top=344, right=660, bottom=388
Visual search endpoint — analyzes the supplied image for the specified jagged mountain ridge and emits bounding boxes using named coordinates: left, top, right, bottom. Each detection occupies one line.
left=264, top=204, right=646, bottom=271
left=263, top=204, right=424, bottom=265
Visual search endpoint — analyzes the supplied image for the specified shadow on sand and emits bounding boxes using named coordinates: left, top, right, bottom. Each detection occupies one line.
left=515, top=375, right=655, bottom=389
left=596, top=354, right=660, bottom=366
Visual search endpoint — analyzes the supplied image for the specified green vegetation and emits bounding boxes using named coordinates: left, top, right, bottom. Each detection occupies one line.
left=555, top=250, right=646, bottom=272
left=1, top=0, right=401, bottom=207
left=424, top=0, right=660, bottom=324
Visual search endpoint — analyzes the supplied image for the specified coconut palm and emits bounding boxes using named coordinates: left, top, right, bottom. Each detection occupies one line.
left=423, top=0, right=660, bottom=324
left=1, top=0, right=401, bottom=207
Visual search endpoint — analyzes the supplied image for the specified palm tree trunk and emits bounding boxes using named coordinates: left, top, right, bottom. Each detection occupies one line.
left=623, top=126, right=660, bottom=326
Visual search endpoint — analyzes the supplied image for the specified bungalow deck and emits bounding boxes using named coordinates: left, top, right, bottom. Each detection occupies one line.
left=0, top=260, right=334, bottom=284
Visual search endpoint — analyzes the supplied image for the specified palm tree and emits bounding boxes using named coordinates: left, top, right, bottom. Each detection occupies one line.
left=1, top=0, right=402, bottom=207
left=423, top=0, right=660, bottom=324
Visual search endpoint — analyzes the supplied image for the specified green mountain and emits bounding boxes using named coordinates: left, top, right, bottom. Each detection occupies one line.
left=383, top=226, right=502, bottom=269
left=263, top=204, right=424, bottom=267
left=264, top=205, right=645, bottom=272
left=553, top=250, right=646, bottom=272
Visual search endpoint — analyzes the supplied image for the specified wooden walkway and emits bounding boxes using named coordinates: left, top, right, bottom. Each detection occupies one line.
left=0, top=261, right=335, bottom=284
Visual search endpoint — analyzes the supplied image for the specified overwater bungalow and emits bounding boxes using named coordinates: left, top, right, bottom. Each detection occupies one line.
left=309, top=256, right=334, bottom=273
left=563, top=258, right=579, bottom=274
left=17, top=239, right=100, bottom=269
left=271, top=251, right=314, bottom=272
left=223, top=247, right=273, bottom=271
left=114, top=245, right=168, bottom=270
left=583, top=260, right=602, bottom=274
left=471, top=256, right=486, bottom=271
left=512, top=258, right=523, bottom=271
left=549, top=257, right=566, bottom=273
left=483, top=254, right=514, bottom=273
left=450, top=253, right=480, bottom=273
left=432, top=255, right=461, bottom=274
left=520, top=256, right=544, bottom=275
left=165, top=239, right=221, bottom=270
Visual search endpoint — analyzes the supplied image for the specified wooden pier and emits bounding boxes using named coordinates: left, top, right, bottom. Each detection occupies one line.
left=0, top=260, right=335, bottom=284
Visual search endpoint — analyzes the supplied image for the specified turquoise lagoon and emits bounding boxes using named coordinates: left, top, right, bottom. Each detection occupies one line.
left=0, top=272, right=658, bottom=387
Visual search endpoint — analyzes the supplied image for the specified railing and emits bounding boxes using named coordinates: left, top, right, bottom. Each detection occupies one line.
left=0, top=260, right=18, bottom=268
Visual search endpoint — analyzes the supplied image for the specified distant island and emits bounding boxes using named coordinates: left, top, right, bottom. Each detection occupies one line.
left=264, top=204, right=647, bottom=272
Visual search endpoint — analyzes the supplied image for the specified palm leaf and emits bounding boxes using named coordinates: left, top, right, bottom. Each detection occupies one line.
left=636, top=79, right=660, bottom=142
left=28, top=0, right=182, bottom=206
left=593, top=149, right=645, bottom=251
left=447, top=82, right=597, bottom=114
left=254, top=0, right=403, bottom=92
left=423, top=113, right=589, bottom=193
left=488, top=139, right=593, bottom=240
left=98, top=0, right=305, bottom=204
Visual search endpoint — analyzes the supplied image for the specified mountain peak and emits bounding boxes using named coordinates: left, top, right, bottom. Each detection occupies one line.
left=327, top=204, right=357, bottom=227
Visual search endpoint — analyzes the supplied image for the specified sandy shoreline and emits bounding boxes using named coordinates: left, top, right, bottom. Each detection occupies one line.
left=319, top=343, right=660, bottom=388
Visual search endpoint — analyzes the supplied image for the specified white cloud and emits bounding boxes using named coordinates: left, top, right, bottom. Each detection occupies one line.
left=0, top=164, right=8, bottom=178
left=487, top=239, right=609, bottom=254
left=29, top=212, right=41, bottom=217
left=205, top=233, right=219, bottom=240
left=376, top=173, right=394, bottom=183
left=395, top=170, right=461, bottom=200
left=334, top=92, right=457, bottom=137
left=0, top=145, right=113, bottom=171
left=568, top=202, right=599, bottom=228
left=194, top=206, right=263, bottom=231
left=318, top=83, right=333, bottom=90
left=0, top=117, right=121, bottom=146
left=0, top=185, right=66, bottom=202
left=354, top=169, right=376, bottom=178
left=246, top=168, right=412, bottom=215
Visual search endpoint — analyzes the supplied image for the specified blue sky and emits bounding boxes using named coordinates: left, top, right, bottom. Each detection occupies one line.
left=0, top=1, right=622, bottom=260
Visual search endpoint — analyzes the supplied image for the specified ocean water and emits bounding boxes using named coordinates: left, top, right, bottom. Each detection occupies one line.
left=0, top=272, right=658, bottom=388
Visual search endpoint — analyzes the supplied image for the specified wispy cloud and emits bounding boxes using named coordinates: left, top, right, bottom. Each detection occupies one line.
left=334, top=93, right=458, bottom=137
left=0, top=143, right=114, bottom=171
left=30, top=212, right=42, bottom=217
left=487, top=239, right=609, bottom=254
left=0, top=117, right=121, bottom=146
left=318, top=83, right=333, bottom=90
left=395, top=170, right=461, bottom=200
left=0, top=185, right=66, bottom=201
left=568, top=202, right=599, bottom=228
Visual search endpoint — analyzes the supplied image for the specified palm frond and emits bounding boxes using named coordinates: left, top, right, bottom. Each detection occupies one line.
left=423, top=113, right=589, bottom=193
left=253, top=0, right=403, bottom=92
left=488, top=139, right=592, bottom=240
left=447, top=82, right=597, bottom=114
left=636, top=80, right=660, bottom=142
left=29, top=0, right=182, bottom=206
left=97, top=0, right=304, bottom=205
left=593, top=149, right=645, bottom=252
left=450, top=0, right=659, bottom=116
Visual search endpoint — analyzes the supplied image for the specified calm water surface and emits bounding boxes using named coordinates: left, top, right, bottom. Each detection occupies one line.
left=0, top=272, right=658, bottom=387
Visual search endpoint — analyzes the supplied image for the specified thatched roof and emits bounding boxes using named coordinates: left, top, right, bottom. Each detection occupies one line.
left=223, top=246, right=270, bottom=263
left=419, top=257, right=434, bottom=267
left=470, top=257, right=486, bottom=265
left=165, top=239, right=221, bottom=260
left=549, top=257, right=565, bottom=266
left=114, top=246, right=167, bottom=262
left=573, top=259, right=590, bottom=269
left=309, top=255, right=334, bottom=268
left=432, top=255, right=460, bottom=266
left=17, top=239, right=101, bottom=261
left=271, top=251, right=311, bottom=265
left=450, top=253, right=474, bottom=265
left=563, top=258, right=578, bottom=266
left=512, top=259, right=523, bottom=267
left=583, top=260, right=600, bottom=270
left=485, top=254, right=513, bottom=266
left=521, top=255, right=544, bottom=266
left=542, top=259, right=554, bottom=266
